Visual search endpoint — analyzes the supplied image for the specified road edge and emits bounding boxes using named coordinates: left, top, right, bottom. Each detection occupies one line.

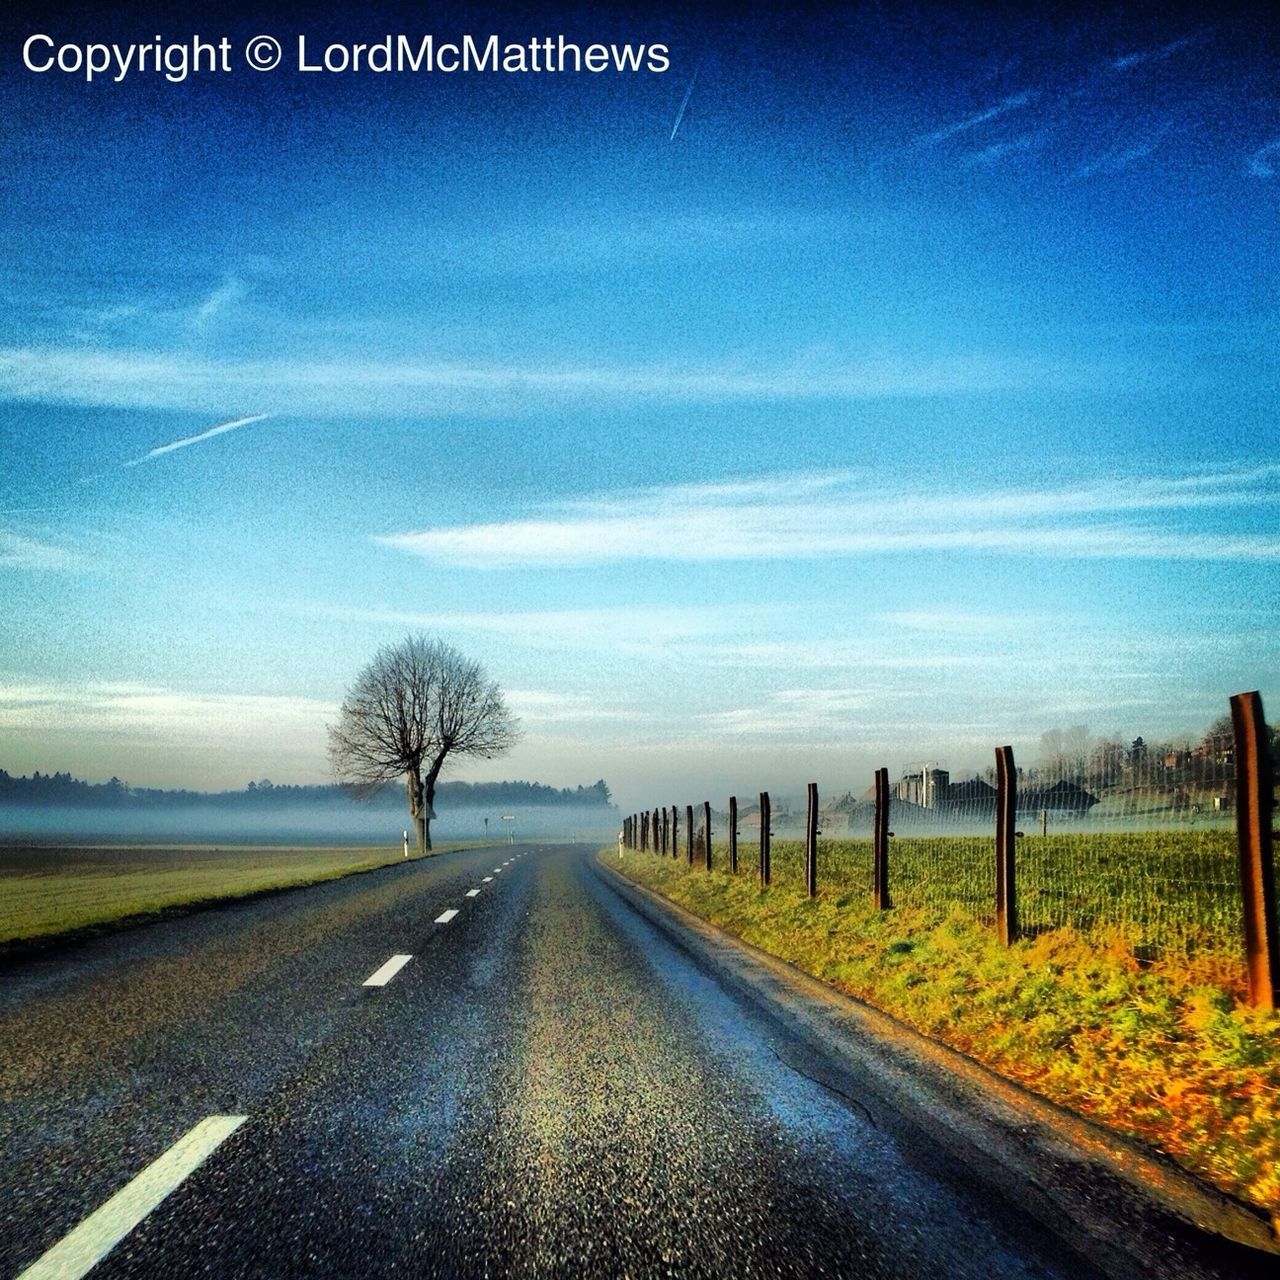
left=593, top=851, right=1279, bottom=1278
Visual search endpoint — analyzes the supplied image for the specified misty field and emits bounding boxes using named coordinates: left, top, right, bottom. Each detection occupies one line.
left=0, top=843, right=467, bottom=947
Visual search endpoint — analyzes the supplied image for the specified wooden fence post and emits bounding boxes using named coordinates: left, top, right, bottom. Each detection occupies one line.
left=703, top=801, right=713, bottom=871
left=873, top=766, right=891, bottom=910
left=995, top=746, right=1018, bottom=945
left=672, top=805, right=679, bottom=859
left=729, top=796, right=739, bottom=874
left=1231, top=691, right=1278, bottom=1010
left=686, top=805, right=695, bottom=868
left=759, top=791, right=771, bottom=887
left=805, top=783, right=818, bottom=897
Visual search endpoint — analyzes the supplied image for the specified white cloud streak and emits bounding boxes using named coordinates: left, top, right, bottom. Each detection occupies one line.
left=376, top=465, right=1280, bottom=569
left=0, top=681, right=333, bottom=739
left=0, top=346, right=1105, bottom=416
left=919, top=92, right=1036, bottom=145
left=123, top=414, right=272, bottom=466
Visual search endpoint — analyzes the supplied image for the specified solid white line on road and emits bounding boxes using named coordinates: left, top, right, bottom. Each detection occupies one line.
left=363, top=954, right=413, bottom=987
left=466, top=889, right=481, bottom=897
left=482, top=876, right=493, bottom=882
left=434, top=908, right=460, bottom=924
left=16, top=1115, right=246, bottom=1280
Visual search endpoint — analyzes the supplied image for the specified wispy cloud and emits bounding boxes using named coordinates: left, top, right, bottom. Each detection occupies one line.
left=1072, top=122, right=1173, bottom=180
left=1250, top=138, right=1280, bottom=178
left=0, top=347, right=1100, bottom=416
left=960, top=132, right=1045, bottom=169
left=0, top=681, right=333, bottom=738
left=1110, top=35, right=1197, bottom=73
left=189, top=276, right=247, bottom=331
left=919, top=91, right=1037, bottom=146
left=0, top=529, right=82, bottom=572
left=701, top=688, right=876, bottom=738
left=375, top=465, right=1280, bottom=569
left=123, top=413, right=272, bottom=467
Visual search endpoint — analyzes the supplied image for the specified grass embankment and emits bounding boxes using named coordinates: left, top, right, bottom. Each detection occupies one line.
left=611, top=847, right=1280, bottom=1218
left=0, top=842, right=474, bottom=947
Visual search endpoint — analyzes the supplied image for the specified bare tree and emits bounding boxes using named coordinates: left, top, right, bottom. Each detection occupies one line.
left=328, top=635, right=519, bottom=851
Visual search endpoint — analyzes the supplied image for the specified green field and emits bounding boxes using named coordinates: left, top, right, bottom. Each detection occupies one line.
left=704, top=828, right=1244, bottom=961
left=0, top=842, right=473, bottom=947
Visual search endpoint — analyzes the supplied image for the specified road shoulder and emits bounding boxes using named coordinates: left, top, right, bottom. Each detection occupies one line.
left=594, top=851, right=1279, bottom=1280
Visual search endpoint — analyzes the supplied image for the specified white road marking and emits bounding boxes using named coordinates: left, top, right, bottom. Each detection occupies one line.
left=482, top=876, right=493, bottom=882
left=434, top=908, right=460, bottom=924
left=493, top=868, right=503, bottom=874
left=363, top=954, right=413, bottom=987
left=466, top=889, right=481, bottom=897
left=16, top=1115, right=246, bottom=1280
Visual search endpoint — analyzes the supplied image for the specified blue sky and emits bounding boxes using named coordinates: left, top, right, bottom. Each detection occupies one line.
left=1, top=2, right=1277, bottom=807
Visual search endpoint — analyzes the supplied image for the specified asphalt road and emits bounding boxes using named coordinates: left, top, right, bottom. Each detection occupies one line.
left=0, top=844, right=1161, bottom=1277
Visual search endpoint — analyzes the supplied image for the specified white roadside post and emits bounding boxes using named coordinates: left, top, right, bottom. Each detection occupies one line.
left=402, top=829, right=408, bottom=858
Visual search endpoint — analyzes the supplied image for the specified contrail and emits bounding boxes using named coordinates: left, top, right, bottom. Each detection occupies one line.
left=670, top=60, right=701, bottom=141
left=124, top=413, right=272, bottom=467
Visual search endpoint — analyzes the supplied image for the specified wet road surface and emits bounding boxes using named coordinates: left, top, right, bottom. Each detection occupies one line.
left=4, top=844, right=1122, bottom=1277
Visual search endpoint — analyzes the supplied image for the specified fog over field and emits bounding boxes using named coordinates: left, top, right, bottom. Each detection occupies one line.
left=0, top=802, right=617, bottom=845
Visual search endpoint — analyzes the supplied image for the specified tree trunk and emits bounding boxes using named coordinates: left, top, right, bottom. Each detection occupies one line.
left=406, top=770, right=426, bottom=852
left=422, top=776, right=437, bottom=852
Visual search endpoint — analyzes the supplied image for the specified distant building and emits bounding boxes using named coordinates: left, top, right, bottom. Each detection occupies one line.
left=818, top=791, right=865, bottom=835
left=896, top=767, right=949, bottom=809
left=1019, top=779, right=1098, bottom=815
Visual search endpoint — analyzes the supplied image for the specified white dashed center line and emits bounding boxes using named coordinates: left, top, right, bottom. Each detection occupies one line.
left=434, top=908, right=460, bottom=924
left=466, top=889, right=481, bottom=897
left=15, top=1115, right=247, bottom=1280
left=493, top=868, right=503, bottom=874
left=482, top=876, right=493, bottom=882
left=363, top=954, right=413, bottom=987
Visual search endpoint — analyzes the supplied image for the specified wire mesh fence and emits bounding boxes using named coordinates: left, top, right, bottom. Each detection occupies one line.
left=629, top=694, right=1277, bottom=1003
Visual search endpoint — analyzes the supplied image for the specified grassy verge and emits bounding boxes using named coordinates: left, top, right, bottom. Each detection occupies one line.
left=0, top=842, right=477, bottom=948
left=610, top=849, right=1280, bottom=1217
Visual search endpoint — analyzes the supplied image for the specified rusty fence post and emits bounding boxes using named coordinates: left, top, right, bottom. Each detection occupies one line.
left=1231, top=690, right=1278, bottom=1010
left=873, top=766, right=891, bottom=910
left=703, top=801, right=713, bottom=871
left=759, top=791, right=771, bottom=887
left=728, top=796, right=739, bottom=874
left=805, top=782, right=818, bottom=897
left=995, top=746, right=1018, bottom=945
left=686, top=805, right=695, bottom=868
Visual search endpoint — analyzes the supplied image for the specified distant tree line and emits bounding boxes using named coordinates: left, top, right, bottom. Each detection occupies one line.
left=0, top=771, right=613, bottom=811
